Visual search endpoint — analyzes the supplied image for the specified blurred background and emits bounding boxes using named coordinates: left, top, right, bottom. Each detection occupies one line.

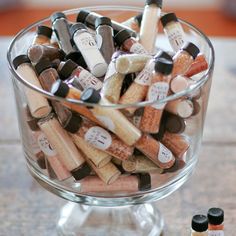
left=0, top=0, right=236, bottom=36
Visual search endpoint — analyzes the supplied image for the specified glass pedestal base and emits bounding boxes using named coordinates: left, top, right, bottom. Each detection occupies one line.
left=57, top=202, right=164, bottom=236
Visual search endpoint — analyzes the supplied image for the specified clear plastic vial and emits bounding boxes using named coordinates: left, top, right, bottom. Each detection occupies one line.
left=161, top=13, right=186, bottom=52
left=191, top=215, right=208, bottom=236
left=70, top=23, right=108, bottom=78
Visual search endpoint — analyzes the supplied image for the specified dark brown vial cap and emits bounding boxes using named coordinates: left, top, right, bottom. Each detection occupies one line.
left=207, top=208, right=224, bottom=225
left=51, top=80, right=70, bottom=98
left=76, top=10, right=90, bottom=23
left=63, top=113, right=82, bottom=134
left=165, top=114, right=186, bottom=134
left=182, top=42, right=200, bottom=59
left=154, top=58, right=173, bottom=75
left=80, top=88, right=101, bottom=104
left=114, top=30, right=132, bottom=46
left=160, top=13, right=178, bottom=27
left=59, top=59, right=78, bottom=80
left=37, top=25, right=53, bottom=38
left=146, top=0, right=163, bottom=8
left=138, top=173, right=151, bottom=191
left=51, top=12, right=67, bottom=23
left=95, top=17, right=112, bottom=29
left=191, top=215, right=208, bottom=232
left=71, top=162, right=91, bottom=180
left=35, top=58, right=52, bottom=75
left=13, top=55, right=31, bottom=69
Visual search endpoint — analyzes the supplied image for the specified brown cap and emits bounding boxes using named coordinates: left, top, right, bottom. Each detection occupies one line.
left=138, top=173, right=151, bottom=191
left=71, top=162, right=91, bottom=180
left=63, top=113, right=82, bottom=133
left=165, top=113, right=186, bottom=134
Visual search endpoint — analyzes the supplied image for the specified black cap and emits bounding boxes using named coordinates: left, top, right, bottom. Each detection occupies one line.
left=63, top=113, right=82, bottom=133
left=154, top=50, right=173, bottom=61
left=146, top=0, right=162, bottom=8
left=59, top=59, right=78, bottom=80
left=135, top=13, right=143, bottom=26
left=160, top=13, right=178, bottom=27
left=138, top=173, right=151, bottom=191
left=37, top=25, right=53, bottom=38
left=35, top=58, right=52, bottom=75
left=51, top=12, right=66, bottom=23
left=13, top=55, right=31, bottom=69
left=70, top=23, right=87, bottom=37
left=165, top=114, right=186, bottom=134
left=80, top=88, right=101, bottom=104
left=65, top=51, right=87, bottom=68
left=76, top=10, right=90, bottom=23
left=191, top=215, right=208, bottom=232
left=51, top=79, right=70, bottom=98
left=182, top=42, right=200, bottom=59
left=207, top=208, right=224, bottom=225
left=154, top=58, right=173, bottom=75
left=71, top=162, right=91, bottom=180
left=114, top=30, right=132, bottom=46
left=95, top=17, right=112, bottom=29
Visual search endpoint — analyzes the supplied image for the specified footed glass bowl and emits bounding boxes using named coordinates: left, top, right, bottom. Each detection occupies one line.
left=7, top=5, right=214, bottom=236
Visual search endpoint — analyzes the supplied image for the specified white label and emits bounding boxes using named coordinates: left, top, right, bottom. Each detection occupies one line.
left=130, top=43, right=147, bottom=55
left=37, top=133, right=57, bottom=157
left=135, top=61, right=154, bottom=86
left=74, top=31, right=98, bottom=50
left=94, top=115, right=115, bottom=132
left=84, top=126, right=112, bottom=150
left=208, top=231, right=224, bottom=236
left=167, top=24, right=185, bottom=52
left=104, top=61, right=117, bottom=80
left=158, top=143, right=173, bottom=164
left=75, top=69, right=103, bottom=91
left=148, top=82, right=169, bottom=109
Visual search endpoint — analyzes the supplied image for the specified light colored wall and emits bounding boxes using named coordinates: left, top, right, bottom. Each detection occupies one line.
left=21, top=0, right=222, bottom=9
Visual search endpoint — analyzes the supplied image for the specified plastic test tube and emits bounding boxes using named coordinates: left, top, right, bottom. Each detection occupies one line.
left=70, top=23, right=108, bottom=77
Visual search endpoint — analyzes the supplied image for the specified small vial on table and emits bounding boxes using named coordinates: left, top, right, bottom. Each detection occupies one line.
left=161, top=132, right=189, bottom=159
left=140, top=58, right=173, bottom=133
left=122, top=13, right=143, bottom=33
left=119, top=51, right=172, bottom=116
left=160, top=13, right=186, bottom=52
left=38, top=113, right=91, bottom=180
left=80, top=88, right=142, bottom=146
left=114, top=29, right=147, bottom=55
left=28, top=44, right=65, bottom=64
left=32, top=25, right=53, bottom=46
left=139, top=0, right=163, bottom=53
left=207, top=207, right=224, bottom=235
left=172, top=42, right=200, bottom=78
left=101, top=51, right=126, bottom=103
left=135, top=134, right=175, bottom=169
left=51, top=80, right=100, bottom=125
left=191, top=215, right=208, bottom=236
left=58, top=59, right=103, bottom=91
left=76, top=9, right=137, bottom=37
left=70, top=119, right=134, bottom=161
left=95, top=17, right=115, bottom=64
left=13, top=55, right=52, bottom=118
left=70, top=23, right=108, bottom=77
left=115, top=53, right=152, bottom=74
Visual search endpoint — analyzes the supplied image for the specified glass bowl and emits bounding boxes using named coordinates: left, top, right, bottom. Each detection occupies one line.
left=7, top=5, right=214, bottom=236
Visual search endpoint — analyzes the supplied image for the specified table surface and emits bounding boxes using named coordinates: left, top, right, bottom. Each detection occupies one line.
left=1, top=36, right=236, bottom=236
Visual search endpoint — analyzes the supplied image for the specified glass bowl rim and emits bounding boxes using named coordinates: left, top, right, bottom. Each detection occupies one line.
left=7, top=5, right=215, bottom=109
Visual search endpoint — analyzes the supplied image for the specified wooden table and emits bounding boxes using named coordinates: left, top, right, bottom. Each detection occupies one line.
left=0, top=37, right=236, bottom=235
